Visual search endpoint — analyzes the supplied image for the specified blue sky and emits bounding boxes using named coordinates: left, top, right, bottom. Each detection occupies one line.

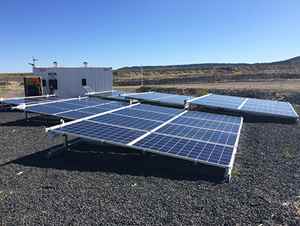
left=1, top=0, right=300, bottom=72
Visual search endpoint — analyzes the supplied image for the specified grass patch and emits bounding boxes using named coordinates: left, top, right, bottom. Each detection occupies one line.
left=231, top=168, right=241, bottom=177
left=282, top=145, right=295, bottom=160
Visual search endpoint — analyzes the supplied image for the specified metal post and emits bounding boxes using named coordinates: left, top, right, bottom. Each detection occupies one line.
left=140, top=65, right=144, bottom=87
left=225, top=167, right=231, bottom=183
left=63, top=134, right=69, bottom=151
left=25, top=111, right=29, bottom=122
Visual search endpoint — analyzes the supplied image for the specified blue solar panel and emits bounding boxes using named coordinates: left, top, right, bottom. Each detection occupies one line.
left=241, top=98, right=298, bottom=119
left=49, top=104, right=243, bottom=169
left=65, top=98, right=110, bottom=107
left=134, top=133, right=234, bottom=166
left=156, top=124, right=237, bottom=145
left=90, top=113, right=162, bottom=131
left=55, top=121, right=145, bottom=144
left=113, top=108, right=174, bottom=122
left=191, top=94, right=245, bottom=110
left=190, top=94, right=299, bottom=120
left=183, top=111, right=241, bottom=124
left=172, top=117, right=240, bottom=133
left=56, top=111, right=93, bottom=119
left=25, top=104, right=67, bottom=114
left=124, top=92, right=193, bottom=106
left=24, top=98, right=128, bottom=120
left=132, top=104, right=183, bottom=115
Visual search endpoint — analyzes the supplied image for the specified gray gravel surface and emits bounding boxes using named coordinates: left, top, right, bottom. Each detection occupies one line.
left=0, top=110, right=300, bottom=225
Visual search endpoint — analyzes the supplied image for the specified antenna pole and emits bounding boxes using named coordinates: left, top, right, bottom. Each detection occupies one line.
left=140, top=65, right=144, bottom=87
left=28, top=57, right=38, bottom=69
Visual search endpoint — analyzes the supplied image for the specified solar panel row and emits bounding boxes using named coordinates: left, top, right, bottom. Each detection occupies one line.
left=24, top=98, right=129, bottom=120
left=48, top=103, right=243, bottom=169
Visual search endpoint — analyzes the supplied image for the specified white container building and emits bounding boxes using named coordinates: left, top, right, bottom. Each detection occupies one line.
left=33, top=66, right=113, bottom=98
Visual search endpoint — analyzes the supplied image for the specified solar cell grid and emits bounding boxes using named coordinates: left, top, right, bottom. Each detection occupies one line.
left=183, top=111, right=241, bottom=124
left=47, top=100, right=243, bottom=170
left=191, top=94, right=245, bottom=109
left=113, top=108, right=173, bottom=122
left=23, top=97, right=128, bottom=120
left=190, top=93, right=298, bottom=120
left=241, top=98, right=298, bottom=118
left=172, top=117, right=240, bottom=133
left=156, top=124, right=237, bottom=146
left=25, top=104, right=68, bottom=114
left=124, top=92, right=193, bottom=106
left=56, top=111, right=93, bottom=119
left=132, top=104, right=183, bottom=115
left=56, top=121, right=145, bottom=144
left=90, top=113, right=162, bottom=131
left=134, top=133, right=234, bottom=167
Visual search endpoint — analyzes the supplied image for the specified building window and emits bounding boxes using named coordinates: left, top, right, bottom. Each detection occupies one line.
left=82, top=78, right=87, bottom=86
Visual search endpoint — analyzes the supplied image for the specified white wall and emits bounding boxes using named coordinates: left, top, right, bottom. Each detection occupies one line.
left=33, top=67, right=112, bottom=98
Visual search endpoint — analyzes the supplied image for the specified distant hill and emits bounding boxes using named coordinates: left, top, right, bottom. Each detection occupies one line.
left=115, top=56, right=300, bottom=86
left=270, top=56, right=300, bottom=64
left=117, top=56, right=300, bottom=71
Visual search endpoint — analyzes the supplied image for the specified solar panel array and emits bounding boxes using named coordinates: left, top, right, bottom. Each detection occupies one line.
left=124, top=91, right=193, bottom=106
left=190, top=94, right=298, bottom=120
left=50, top=104, right=243, bottom=168
left=24, top=98, right=129, bottom=120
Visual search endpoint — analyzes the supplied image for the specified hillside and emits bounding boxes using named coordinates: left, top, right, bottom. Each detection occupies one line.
left=114, top=56, right=300, bottom=86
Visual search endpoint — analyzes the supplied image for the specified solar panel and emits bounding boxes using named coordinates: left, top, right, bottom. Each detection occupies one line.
left=1, top=96, right=61, bottom=106
left=113, top=108, right=174, bottom=122
left=134, top=133, right=234, bottom=166
left=47, top=104, right=243, bottom=172
left=132, top=103, right=183, bottom=115
left=189, top=94, right=299, bottom=120
left=190, top=94, right=245, bottom=110
left=24, top=97, right=129, bottom=120
left=90, top=113, right=162, bottom=130
left=55, top=121, right=145, bottom=144
left=124, top=91, right=193, bottom=106
left=240, top=98, right=298, bottom=119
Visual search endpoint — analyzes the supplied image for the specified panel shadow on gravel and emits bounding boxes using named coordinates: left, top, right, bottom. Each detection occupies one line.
left=11, top=140, right=226, bottom=183
left=0, top=114, right=61, bottom=127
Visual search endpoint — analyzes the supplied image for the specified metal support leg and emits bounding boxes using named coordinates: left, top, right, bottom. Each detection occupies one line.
left=225, top=167, right=231, bottom=183
left=63, top=134, right=69, bottom=151
left=25, top=111, right=29, bottom=122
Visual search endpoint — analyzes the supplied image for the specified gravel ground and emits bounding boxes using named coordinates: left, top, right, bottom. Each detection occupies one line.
left=0, top=109, right=300, bottom=225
